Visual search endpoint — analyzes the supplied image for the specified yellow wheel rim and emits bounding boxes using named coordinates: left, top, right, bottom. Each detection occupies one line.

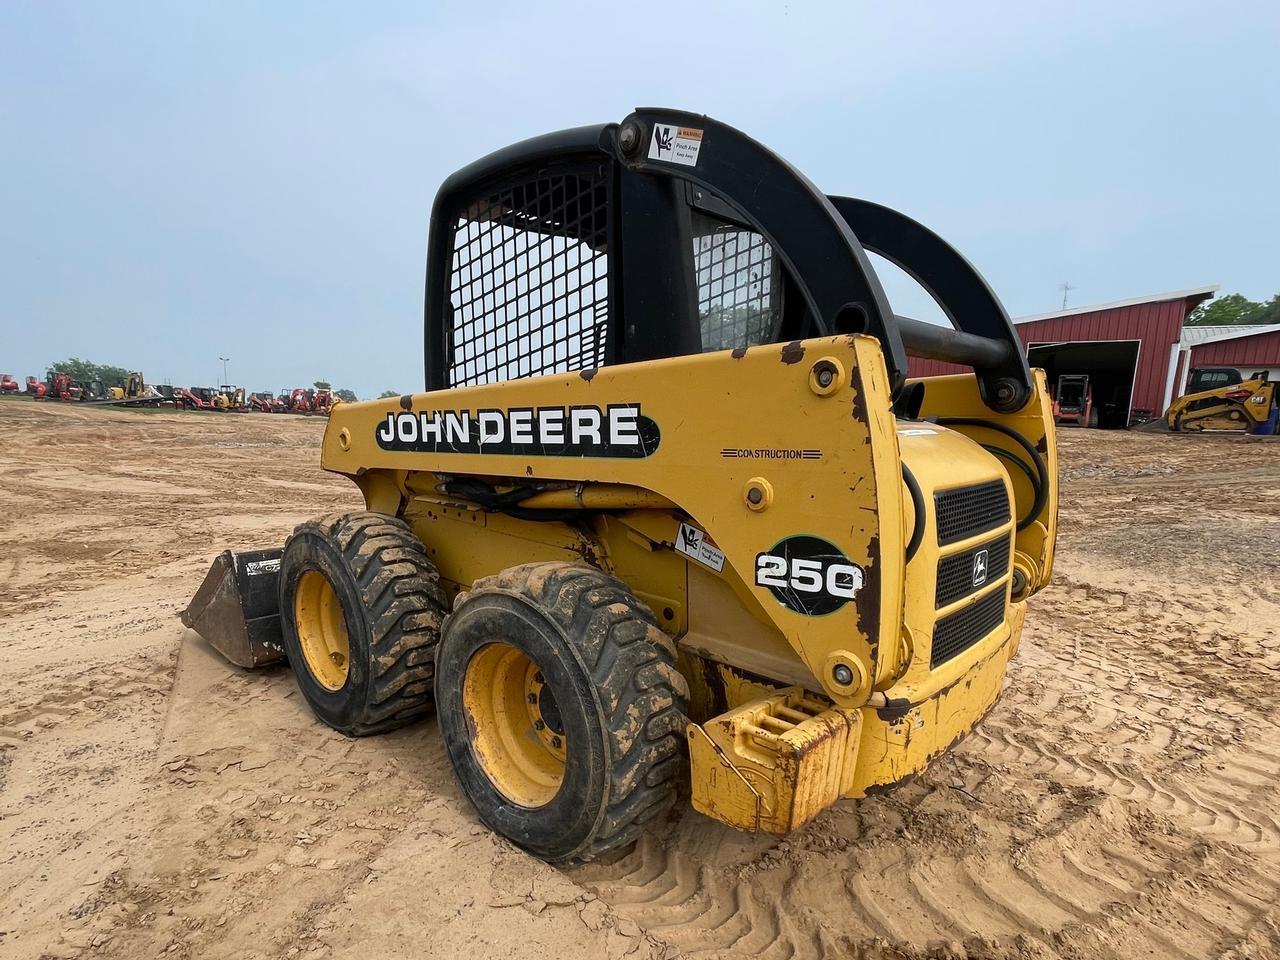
left=462, top=642, right=566, bottom=807
left=293, top=570, right=351, bottom=691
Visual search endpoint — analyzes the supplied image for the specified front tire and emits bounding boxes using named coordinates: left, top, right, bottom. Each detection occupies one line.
left=436, top=562, right=689, bottom=863
left=279, top=512, right=447, bottom=736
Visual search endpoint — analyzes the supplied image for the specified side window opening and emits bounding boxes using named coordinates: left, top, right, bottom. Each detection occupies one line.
left=446, top=169, right=609, bottom=387
left=690, top=210, right=782, bottom=352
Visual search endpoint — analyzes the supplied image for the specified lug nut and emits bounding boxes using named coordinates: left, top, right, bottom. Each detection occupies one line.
left=816, top=368, right=834, bottom=388
left=832, top=663, right=854, bottom=686
left=534, top=719, right=545, bottom=731
left=551, top=736, right=562, bottom=749
left=528, top=693, right=537, bottom=704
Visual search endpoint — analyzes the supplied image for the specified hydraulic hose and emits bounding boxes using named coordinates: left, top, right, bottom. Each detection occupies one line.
left=935, top=418, right=1049, bottom=532
left=901, top=464, right=925, bottom=564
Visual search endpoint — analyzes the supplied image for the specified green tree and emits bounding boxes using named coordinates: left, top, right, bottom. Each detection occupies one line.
left=1185, top=293, right=1280, bottom=326
left=378, top=389, right=400, bottom=399
left=334, top=388, right=357, bottom=403
left=313, top=380, right=332, bottom=391
left=47, top=357, right=132, bottom=387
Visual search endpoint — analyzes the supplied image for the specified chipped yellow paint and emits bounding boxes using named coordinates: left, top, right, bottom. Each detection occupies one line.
left=320, top=337, right=1058, bottom=833
left=323, top=336, right=903, bottom=708
left=687, top=687, right=863, bottom=833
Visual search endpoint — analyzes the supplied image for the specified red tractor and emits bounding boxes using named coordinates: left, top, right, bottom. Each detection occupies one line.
left=175, top=387, right=221, bottom=411
left=34, top=372, right=78, bottom=401
left=0, top=373, right=19, bottom=394
left=247, top=391, right=276, bottom=413
left=287, top=388, right=313, bottom=414
left=25, top=376, right=40, bottom=394
left=311, top=387, right=333, bottom=415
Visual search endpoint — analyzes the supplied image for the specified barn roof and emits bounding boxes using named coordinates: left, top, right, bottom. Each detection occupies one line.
left=1179, top=323, right=1280, bottom=347
left=1014, top=285, right=1218, bottom=326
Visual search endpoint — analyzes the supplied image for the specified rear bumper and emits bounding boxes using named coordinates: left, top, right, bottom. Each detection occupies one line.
left=684, top=602, right=1024, bottom=833
left=844, top=600, right=1024, bottom=796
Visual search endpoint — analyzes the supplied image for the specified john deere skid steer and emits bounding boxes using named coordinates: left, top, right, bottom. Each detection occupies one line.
left=183, top=109, right=1058, bottom=863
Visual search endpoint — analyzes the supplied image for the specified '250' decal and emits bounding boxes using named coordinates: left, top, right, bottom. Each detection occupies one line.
left=755, top=535, right=864, bottom=616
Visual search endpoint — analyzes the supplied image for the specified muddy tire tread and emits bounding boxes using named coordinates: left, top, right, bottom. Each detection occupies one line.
left=459, top=562, right=689, bottom=862
left=288, top=511, right=447, bottom=735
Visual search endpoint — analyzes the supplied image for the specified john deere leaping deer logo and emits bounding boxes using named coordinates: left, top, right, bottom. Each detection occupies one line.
left=972, top=549, right=989, bottom=587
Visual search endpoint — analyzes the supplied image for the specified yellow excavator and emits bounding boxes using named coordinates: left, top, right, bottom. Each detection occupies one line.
left=183, top=109, right=1058, bottom=863
left=1166, top=367, right=1278, bottom=434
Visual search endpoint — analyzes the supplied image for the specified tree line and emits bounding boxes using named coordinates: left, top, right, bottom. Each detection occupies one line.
left=1185, top=292, right=1280, bottom=327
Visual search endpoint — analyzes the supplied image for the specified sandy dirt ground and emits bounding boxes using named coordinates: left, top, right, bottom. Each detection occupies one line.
left=1, top=398, right=1278, bottom=960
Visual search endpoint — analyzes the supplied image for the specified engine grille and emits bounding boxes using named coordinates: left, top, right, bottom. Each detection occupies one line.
left=935, top=534, right=1012, bottom=608
left=935, top=480, right=1011, bottom=545
left=931, top=587, right=1005, bottom=669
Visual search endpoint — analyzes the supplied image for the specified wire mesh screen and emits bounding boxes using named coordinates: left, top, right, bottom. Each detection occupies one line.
left=692, top=213, right=781, bottom=352
left=446, top=170, right=610, bottom=386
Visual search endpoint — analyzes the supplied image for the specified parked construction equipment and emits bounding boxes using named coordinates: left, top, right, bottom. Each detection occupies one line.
left=286, top=388, right=312, bottom=413
left=33, top=372, right=78, bottom=401
left=247, top=391, right=277, bottom=413
left=182, top=109, right=1059, bottom=862
left=312, top=383, right=333, bottom=415
left=175, top=387, right=221, bottom=411
left=0, top=374, right=18, bottom=394
left=107, top=372, right=148, bottom=400
left=1166, top=368, right=1278, bottom=434
left=216, top=385, right=247, bottom=411
left=1052, top=374, right=1093, bottom=427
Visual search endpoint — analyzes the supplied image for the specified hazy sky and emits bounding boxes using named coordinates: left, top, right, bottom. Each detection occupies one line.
left=2, top=2, right=1277, bottom=398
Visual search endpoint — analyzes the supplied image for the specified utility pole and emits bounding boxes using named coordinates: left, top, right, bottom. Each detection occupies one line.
left=1058, top=282, right=1075, bottom=310
left=219, top=356, right=230, bottom=385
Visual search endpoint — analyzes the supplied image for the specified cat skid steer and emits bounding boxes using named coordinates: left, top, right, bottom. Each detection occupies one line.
left=1165, top=369, right=1278, bottom=434
left=183, top=109, right=1058, bottom=863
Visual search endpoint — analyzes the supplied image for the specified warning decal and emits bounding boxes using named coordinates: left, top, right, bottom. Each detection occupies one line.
left=675, top=522, right=726, bottom=573
left=648, top=124, right=703, bottom=167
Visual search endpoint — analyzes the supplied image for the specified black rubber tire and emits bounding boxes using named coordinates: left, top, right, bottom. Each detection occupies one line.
left=279, top=511, right=448, bottom=736
left=435, top=562, right=689, bottom=864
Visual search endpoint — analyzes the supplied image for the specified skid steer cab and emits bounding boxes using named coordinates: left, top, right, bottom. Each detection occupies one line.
left=184, top=109, right=1058, bottom=863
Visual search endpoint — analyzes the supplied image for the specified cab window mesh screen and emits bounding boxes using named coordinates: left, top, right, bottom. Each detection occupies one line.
left=692, top=212, right=781, bottom=352
left=447, top=170, right=609, bottom=386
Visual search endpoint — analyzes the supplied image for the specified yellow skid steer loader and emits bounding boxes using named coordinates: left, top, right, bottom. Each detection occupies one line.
left=183, top=109, right=1058, bottom=863
left=1165, top=368, right=1278, bottom=434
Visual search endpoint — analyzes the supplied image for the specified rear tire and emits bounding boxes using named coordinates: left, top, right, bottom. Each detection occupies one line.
left=436, top=562, right=689, bottom=863
left=279, top=511, right=447, bottom=736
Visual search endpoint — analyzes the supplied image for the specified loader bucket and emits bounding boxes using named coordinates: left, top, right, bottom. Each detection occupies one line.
left=181, top=548, right=287, bottom=668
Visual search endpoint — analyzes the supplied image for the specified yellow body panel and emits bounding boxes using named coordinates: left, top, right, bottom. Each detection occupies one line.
left=322, top=339, right=1058, bottom=834
left=849, top=601, right=1024, bottom=795
left=324, top=335, right=904, bottom=709
left=911, top=370, right=1059, bottom=595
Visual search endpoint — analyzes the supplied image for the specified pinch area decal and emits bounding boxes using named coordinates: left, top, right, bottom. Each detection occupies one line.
left=755, top=535, right=864, bottom=616
left=648, top=124, right=703, bottom=166
left=674, top=522, right=726, bottom=573
left=376, top=404, right=660, bottom=459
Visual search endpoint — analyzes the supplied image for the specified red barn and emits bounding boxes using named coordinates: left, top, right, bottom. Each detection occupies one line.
left=909, top=286, right=1218, bottom=428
